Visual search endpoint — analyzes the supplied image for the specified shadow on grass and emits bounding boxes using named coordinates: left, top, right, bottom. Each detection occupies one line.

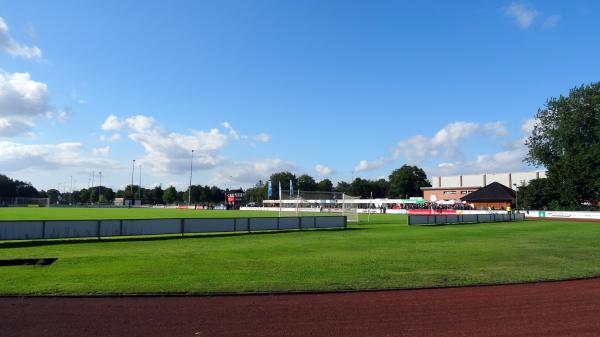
left=0, top=227, right=366, bottom=249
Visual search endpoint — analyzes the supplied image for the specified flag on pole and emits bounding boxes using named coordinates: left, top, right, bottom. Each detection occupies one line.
left=267, top=181, right=273, bottom=199
left=278, top=181, right=282, bottom=201
left=289, top=179, right=294, bottom=197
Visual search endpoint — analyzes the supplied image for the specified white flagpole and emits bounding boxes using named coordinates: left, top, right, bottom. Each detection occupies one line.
left=278, top=181, right=282, bottom=217
left=296, top=189, right=300, bottom=216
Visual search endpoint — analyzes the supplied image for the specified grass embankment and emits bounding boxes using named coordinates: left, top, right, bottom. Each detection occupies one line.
left=1, top=209, right=599, bottom=295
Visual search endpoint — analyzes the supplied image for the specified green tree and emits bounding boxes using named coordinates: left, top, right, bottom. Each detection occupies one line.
left=516, top=178, right=559, bottom=210
left=209, top=186, right=225, bottom=203
left=0, top=174, right=15, bottom=197
left=163, top=186, right=178, bottom=204
left=244, top=181, right=267, bottom=204
left=387, top=165, right=430, bottom=198
left=373, top=178, right=389, bottom=198
left=348, top=178, right=390, bottom=198
left=297, top=174, right=317, bottom=191
left=149, top=185, right=164, bottom=204
left=350, top=178, right=371, bottom=198
left=526, top=82, right=600, bottom=209
left=79, top=189, right=90, bottom=204
left=46, top=189, right=61, bottom=204
left=269, top=172, right=297, bottom=199
left=316, top=179, right=333, bottom=192
left=335, top=181, right=350, bottom=193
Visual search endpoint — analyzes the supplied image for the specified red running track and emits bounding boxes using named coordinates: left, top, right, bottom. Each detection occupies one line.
left=2, top=278, right=600, bottom=337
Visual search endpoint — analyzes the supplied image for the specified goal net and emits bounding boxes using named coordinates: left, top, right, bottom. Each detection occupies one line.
left=269, top=190, right=360, bottom=222
left=6, top=197, right=50, bottom=207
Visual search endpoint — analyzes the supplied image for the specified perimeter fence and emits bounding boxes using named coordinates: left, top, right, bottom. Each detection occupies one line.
left=0, top=216, right=346, bottom=241
left=408, top=213, right=525, bottom=225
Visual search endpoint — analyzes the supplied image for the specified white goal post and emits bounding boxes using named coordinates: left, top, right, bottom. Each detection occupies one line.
left=3, top=197, right=51, bottom=208
left=263, top=190, right=360, bottom=222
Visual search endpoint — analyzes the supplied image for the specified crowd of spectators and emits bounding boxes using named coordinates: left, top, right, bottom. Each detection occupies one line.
left=361, top=202, right=476, bottom=211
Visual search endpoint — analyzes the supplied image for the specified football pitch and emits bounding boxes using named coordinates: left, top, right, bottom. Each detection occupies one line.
left=1, top=208, right=600, bottom=295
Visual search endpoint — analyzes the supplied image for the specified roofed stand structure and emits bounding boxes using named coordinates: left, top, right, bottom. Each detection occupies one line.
left=460, top=182, right=515, bottom=210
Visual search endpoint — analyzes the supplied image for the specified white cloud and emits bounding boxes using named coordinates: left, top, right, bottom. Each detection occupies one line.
left=0, top=141, right=119, bottom=172
left=432, top=147, right=527, bottom=176
left=0, top=71, right=51, bottom=137
left=354, top=158, right=386, bottom=173
left=392, top=121, right=508, bottom=164
left=521, top=117, right=539, bottom=135
left=428, top=119, right=536, bottom=176
left=221, top=122, right=271, bottom=144
left=0, top=118, right=34, bottom=137
left=0, top=17, right=42, bottom=59
left=210, top=158, right=297, bottom=186
left=125, top=115, right=155, bottom=132
left=92, top=146, right=110, bottom=157
left=254, top=132, right=271, bottom=143
left=56, top=108, right=71, bottom=122
left=102, top=114, right=156, bottom=133
left=315, top=164, right=335, bottom=176
left=504, top=3, right=539, bottom=29
left=125, top=115, right=227, bottom=175
left=101, top=114, right=123, bottom=131
left=99, top=133, right=121, bottom=142
left=542, top=15, right=561, bottom=30
left=222, top=121, right=240, bottom=140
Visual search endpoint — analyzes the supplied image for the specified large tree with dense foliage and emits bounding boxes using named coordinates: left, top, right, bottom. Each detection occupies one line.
left=163, top=186, right=178, bottom=204
left=335, top=181, right=350, bottom=193
left=526, top=82, right=600, bottom=209
left=269, top=172, right=297, bottom=199
left=516, top=178, right=559, bottom=210
left=297, top=174, right=317, bottom=191
left=0, top=174, right=40, bottom=198
left=387, top=165, right=430, bottom=198
left=316, top=179, right=333, bottom=192
left=244, top=181, right=267, bottom=204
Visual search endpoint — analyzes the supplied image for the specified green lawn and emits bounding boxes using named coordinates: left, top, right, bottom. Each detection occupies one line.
left=1, top=208, right=600, bottom=295
left=0, top=207, right=284, bottom=220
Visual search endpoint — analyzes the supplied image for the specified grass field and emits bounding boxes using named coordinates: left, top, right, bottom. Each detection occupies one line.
left=1, top=208, right=600, bottom=295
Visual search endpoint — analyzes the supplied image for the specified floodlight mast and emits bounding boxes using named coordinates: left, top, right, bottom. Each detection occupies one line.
left=138, top=164, right=142, bottom=201
left=513, top=183, right=518, bottom=212
left=131, top=159, right=136, bottom=205
left=188, top=150, right=194, bottom=206
left=98, top=172, right=102, bottom=204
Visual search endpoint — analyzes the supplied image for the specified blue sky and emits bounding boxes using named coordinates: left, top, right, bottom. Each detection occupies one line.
left=0, top=1, right=598, bottom=191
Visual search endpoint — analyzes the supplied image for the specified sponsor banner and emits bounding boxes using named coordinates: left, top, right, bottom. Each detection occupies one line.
left=527, top=210, right=600, bottom=220
left=457, top=210, right=508, bottom=215
left=407, top=209, right=457, bottom=215
left=385, top=209, right=408, bottom=214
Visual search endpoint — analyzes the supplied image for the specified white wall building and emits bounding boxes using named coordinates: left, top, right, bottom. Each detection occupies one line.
left=429, top=171, right=547, bottom=189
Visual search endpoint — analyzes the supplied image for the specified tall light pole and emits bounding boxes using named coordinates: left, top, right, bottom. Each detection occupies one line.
left=131, top=159, right=136, bottom=205
left=513, top=183, right=518, bottom=212
left=188, top=150, right=194, bottom=206
left=138, top=164, right=142, bottom=202
left=98, top=172, right=102, bottom=204
left=70, top=175, right=73, bottom=205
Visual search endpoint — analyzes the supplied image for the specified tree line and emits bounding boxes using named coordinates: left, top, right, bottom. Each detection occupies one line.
left=244, top=165, right=431, bottom=203
left=0, top=174, right=227, bottom=205
left=1, top=164, right=432, bottom=206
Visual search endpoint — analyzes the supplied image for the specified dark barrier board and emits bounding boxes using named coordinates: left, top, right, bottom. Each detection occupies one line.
left=408, top=213, right=525, bottom=225
left=0, top=216, right=347, bottom=241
